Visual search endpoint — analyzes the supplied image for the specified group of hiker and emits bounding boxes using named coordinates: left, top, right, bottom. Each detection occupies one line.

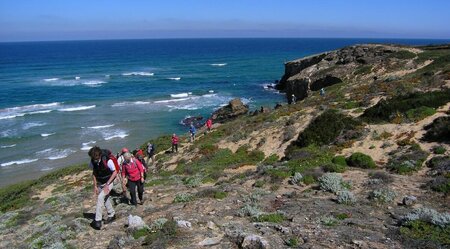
left=88, top=118, right=213, bottom=230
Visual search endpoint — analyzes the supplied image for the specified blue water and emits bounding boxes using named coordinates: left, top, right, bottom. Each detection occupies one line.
left=0, top=38, right=448, bottom=186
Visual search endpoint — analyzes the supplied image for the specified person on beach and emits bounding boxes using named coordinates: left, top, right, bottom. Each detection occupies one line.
left=121, top=152, right=145, bottom=206
left=88, top=146, right=117, bottom=230
left=172, top=133, right=179, bottom=153
left=189, top=124, right=196, bottom=142
left=146, top=142, right=156, bottom=166
left=205, top=118, right=212, bottom=132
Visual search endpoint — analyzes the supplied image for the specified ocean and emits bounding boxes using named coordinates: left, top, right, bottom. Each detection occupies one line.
left=0, top=38, right=447, bottom=187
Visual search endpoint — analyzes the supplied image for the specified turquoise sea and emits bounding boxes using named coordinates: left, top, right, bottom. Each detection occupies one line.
left=0, top=38, right=448, bottom=187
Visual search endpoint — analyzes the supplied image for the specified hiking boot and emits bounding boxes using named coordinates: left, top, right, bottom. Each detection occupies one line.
left=139, top=199, right=144, bottom=205
left=91, top=220, right=102, bottom=230
left=105, top=215, right=116, bottom=224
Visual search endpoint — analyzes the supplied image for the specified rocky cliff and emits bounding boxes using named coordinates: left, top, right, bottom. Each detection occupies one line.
left=276, top=44, right=443, bottom=103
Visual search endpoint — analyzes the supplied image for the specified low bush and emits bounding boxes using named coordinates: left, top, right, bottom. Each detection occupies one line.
left=387, top=145, right=428, bottom=174
left=323, top=163, right=347, bottom=173
left=143, top=218, right=177, bottom=248
left=332, top=156, right=347, bottom=166
left=173, top=193, right=193, bottom=203
left=295, top=109, right=362, bottom=147
left=429, top=176, right=450, bottom=194
left=369, top=188, right=397, bottom=204
left=337, top=190, right=357, bottom=205
left=423, top=116, right=450, bottom=143
left=405, top=106, right=436, bottom=122
left=302, top=175, right=316, bottom=185
left=318, top=173, right=346, bottom=194
left=389, top=50, right=416, bottom=60
left=261, top=154, right=279, bottom=165
left=362, top=90, right=450, bottom=123
left=253, top=213, right=285, bottom=223
left=433, top=146, right=446, bottom=155
left=346, top=152, right=376, bottom=169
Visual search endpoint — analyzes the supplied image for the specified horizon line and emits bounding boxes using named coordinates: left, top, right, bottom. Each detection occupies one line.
left=2, top=36, right=450, bottom=44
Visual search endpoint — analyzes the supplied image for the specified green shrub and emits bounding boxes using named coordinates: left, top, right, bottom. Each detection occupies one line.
left=346, top=152, right=376, bottom=169
left=337, top=190, right=357, bottom=205
left=362, top=90, right=450, bottom=123
left=195, top=188, right=228, bottom=199
left=286, top=145, right=333, bottom=174
left=253, top=213, right=285, bottom=223
left=406, top=106, right=436, bottom=122
left=400, top=220, right=450, bottom=245
left=323, top=163, right=347, bottom=173
left=423, top=116, right=450, bottom=143
left=433, top=146, right=446, bottom=155
left=285, top=237, right=299, bottom=247
left=302, top=175, right=316, bottom=185
left=321, top=216, right=338, bottom=227
left=369, top=188, right=397, bottom=204
left=173, top=193, right=193, bottom=203
left=387, top=146, right=428, bottom=174
left=183, top=176, right=202, bottom=188
left=253, top=180, right=265, bottom=188
left=133, top=227, right=150, bottom=239
left=389, top=50, right=416, bottom=59
left=318, top=173, right=346, bottom=194
left=429, top=176, right=450, bottom=194
left=266, top=168, right=291, bottom=183
left=354, top=65, right=372, bottom=75
left=332, top=156, right=348, bottom=166
left=295, top=109, right=362, bottom=147
left=198, top=143, right=218, bottom=157
left=262, top=154, right=279, bottom=165
left=143, top=218, right=177, bottom=248
left=335, top=213, right=351, bottom=220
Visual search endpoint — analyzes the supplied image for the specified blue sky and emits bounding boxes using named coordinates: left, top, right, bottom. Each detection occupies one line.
left=0, top=0, right=449, bottom=41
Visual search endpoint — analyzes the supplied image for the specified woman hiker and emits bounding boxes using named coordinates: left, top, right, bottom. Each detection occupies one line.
left=121, top=152, right=146, bottom=206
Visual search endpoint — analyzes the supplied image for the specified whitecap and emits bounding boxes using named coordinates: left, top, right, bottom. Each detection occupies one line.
left=87, top=124, right=114, bottom=129
left=154, top=97, right=190, bottom=103
left=58, top=105, right=96, bottom=112
left=75, top=76, right=81, bottom=80
left=170, top=93, right=189, bottom=98
left=209, top=90, right=214, bottom=93
left=28, top=110, right=52, bottom=115
left=122, top=72, right=154, bottom=76
left=111, top=101, right=151, bottom=107
left=0, top=102, right=60, bottom=120
left=82, top=80, right=106, bottom=87
left=102, top=130, right=129, bottom=140
left=43, top=78, right=60, bottom=82
left=41, top=133, right=55, bottom=137
left=81, top=141, right=96, bottom=151
left=167, top=77, right=181, bottom=81
left=210, top=63, right=227, bottom=67
left=36, top=148, right=75, bottom=160
left=0, top=129, right=17, bottom=138
left=41, top=167, right=54, bottom=171
left=1, top=144, right=16, bottom=149
left=23, top=121, right=46, bottom=130
left=1, top=158, right=38, bottom=167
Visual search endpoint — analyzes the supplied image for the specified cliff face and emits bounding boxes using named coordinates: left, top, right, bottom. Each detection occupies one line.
left=277, top=44, right=426, bottom=103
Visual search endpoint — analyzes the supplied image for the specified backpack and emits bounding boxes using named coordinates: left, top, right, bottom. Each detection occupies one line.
left=101, top=149, right=120, bottom=172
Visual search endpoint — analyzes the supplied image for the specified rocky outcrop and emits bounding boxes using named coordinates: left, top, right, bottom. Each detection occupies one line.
left=277, top=44, right=418, bottom=103
left=212, top=98, right=249, bottom=123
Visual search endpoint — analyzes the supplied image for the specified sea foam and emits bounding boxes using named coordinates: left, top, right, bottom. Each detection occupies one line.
left=122, top=72, right=154, bottom=76
left=1, top=144, right=16, bottom=149
left=210, top=63, right=227, bottom=66
left=58, top=105, right=96, bottom=112
left=1, top=159, right=38, bottom=167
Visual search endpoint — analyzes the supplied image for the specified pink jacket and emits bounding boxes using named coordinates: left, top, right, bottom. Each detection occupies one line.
left=121, top=158, right=144, bottom=181
left=172, top=135, right=179, bottom=144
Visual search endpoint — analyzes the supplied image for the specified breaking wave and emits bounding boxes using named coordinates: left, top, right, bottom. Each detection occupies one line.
left=58, top=105, right=96, bottom=112
left=1, top=159, right=38, bottom=167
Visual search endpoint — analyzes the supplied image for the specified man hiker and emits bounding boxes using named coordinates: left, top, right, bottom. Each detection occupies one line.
left=146, top=142, right=156, bottom=166
left=88, top=146, right=117, bottom=230
left=121, top=152, right=145, bottom=206
left=189, top=124, right=196, bottom=142
left=171, top=133, right=179, bottom=153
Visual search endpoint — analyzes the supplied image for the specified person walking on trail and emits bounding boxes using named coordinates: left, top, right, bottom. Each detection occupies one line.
left=135, top=149, right=148, bottom=178
left=320, top=88, right=325, bottom=97
left=205, top=118, right=212, bottom=132
left=291, top=94, right=296, bottom=104
left=146, top=142, right=156, bottom=166
left=189, top=124, right=196, bottom=142
left=121, top=152, right=145, bottom=206
left=171, top=133, right=179, bottom=153
left=88, top=146, right=117, bottom=230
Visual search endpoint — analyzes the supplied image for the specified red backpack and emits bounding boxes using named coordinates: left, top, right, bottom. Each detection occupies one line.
left=101, top=149, right=120, bottom=172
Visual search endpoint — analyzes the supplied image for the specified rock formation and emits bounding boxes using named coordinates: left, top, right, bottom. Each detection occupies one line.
left=211, top=98, right=249, bottom=123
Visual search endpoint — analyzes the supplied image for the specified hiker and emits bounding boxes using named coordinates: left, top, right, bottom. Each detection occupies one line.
left=117, top=147, right=129, bottom=168
left=135, top=149, right=148, bottom=178
left=121, top=152, right=145, bottom=206
left=146, top=142, right=156, bottom=166
left=320, top=88, right=325, bottom=97
left=189, top=124, right=196, bottom=142
left=291, top=94, right=296, bottom=104
left=88, top=146, right=118, bottom=230
left=172, top=133, right=179, bottom=153
left=205, top=118, right=212, bottom=132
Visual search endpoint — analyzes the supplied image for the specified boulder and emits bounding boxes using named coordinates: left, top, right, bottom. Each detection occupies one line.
left=241, top=234, right=269, bottom=249
left=198, top=237, right=222, bottom=246
left=180, top=116, right=204, bottom=128
left=127, top=215, right=146, bottom=229
left=211, top=98, right=248, bottom=123
left=402, top=196, right=417, bottom=206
